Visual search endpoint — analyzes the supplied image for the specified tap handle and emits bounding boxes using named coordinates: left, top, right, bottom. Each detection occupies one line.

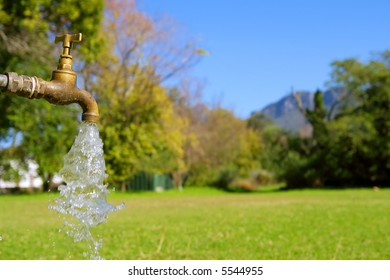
left=55, top=33, right=82, bottom=56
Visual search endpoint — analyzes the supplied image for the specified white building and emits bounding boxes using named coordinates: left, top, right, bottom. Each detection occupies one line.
left=0, top=160, right=43, bottom=191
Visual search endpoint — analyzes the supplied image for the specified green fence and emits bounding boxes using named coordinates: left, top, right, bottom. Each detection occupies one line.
left=125, top=172, right=173, bottom=191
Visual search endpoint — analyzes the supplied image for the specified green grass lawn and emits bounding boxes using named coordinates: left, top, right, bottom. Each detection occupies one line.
left=0, top=187, right=389, bottom=260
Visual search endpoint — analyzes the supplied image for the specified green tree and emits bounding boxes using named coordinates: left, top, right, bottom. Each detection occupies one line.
left=0, top=0, right=104, bottom=190
left=281, top=89, right=331, bottom=187
left=178, top=106, right=262, bottom=189
left=247, top=111, right=273, bottom=132
left=281, top=51, right=390, bottom=188
left=248, top=115, right=290, bottom=184
left=330, top=51, right=390, bottom=185
left=0, top=0, right=104, bottom=71
left=82, top=0, right=199, bottom=191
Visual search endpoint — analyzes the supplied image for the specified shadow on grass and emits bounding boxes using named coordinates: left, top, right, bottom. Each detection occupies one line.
left=279, top=184, right=387, bottom=191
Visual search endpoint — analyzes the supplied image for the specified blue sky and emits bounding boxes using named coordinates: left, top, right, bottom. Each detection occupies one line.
left=139, top=0, right=390, bottom=118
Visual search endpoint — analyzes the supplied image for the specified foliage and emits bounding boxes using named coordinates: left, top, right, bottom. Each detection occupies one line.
left=0, top=0, right=104, bottom=69
left=0, top=0, right=104, bottom=190
left=277, top=51, right=390, bottom=188
left=79, top=0, right=200, bottom=190
left=330, top=53, right=390, bottom=185
left=247, top=111, right=273, bottom=131
left=175, top=106, right=262, bottom=187
left=246, top=112, right=287, bottom=184
left=0, top=0, right=261, bottom=192
left=5, top=0, right=390, bottom=192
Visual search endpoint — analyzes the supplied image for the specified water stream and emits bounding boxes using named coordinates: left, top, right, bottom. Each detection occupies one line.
left=49, top=122, right=124, bottom=259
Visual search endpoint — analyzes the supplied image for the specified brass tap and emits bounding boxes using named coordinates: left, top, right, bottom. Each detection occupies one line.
left=0, top=33, right=99, bottom=123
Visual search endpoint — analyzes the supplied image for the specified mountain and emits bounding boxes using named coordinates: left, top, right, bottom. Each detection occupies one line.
left=260, top=89, right=339, bottom=131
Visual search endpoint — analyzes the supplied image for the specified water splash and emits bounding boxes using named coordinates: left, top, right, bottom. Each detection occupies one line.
left=49, top=122, right=124, bottom=259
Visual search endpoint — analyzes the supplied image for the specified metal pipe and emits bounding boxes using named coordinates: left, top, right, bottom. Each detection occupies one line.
left=3, top=72, right=99, bottom=123
left=43, top=79, right=99, bottom=123
left=0, top=74, right=7, bottom=88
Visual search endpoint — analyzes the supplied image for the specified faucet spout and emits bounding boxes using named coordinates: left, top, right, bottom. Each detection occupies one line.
left=42, top=79, right=99, bottom=123
left=0, top=33, right=99, bottom=123
left=0, top=72, right=99, bottom=123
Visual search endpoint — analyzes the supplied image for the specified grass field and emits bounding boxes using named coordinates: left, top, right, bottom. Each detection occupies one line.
left=0, top=187, right=389, bottom=260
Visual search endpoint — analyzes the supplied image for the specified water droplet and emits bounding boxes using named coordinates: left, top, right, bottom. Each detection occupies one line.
left=49, top=122, right=123, bottom=259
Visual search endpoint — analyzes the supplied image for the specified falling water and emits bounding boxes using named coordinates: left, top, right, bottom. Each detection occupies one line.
left=49, top=122, right=124, bottom=259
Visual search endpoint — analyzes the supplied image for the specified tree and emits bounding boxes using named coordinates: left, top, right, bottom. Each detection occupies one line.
left=280, top=51, right=390, bottom=188
left=0, top=0, right=104, bottom=71
left=275, top=89, right=348, bottom=187
left=81, top=0, right=202, bottom=190
left=247, top=112, right=290, bottom=184
left=0, top=0, right=104, bottom=191
left=329, top=51, right=390, bottom=185
left=176, top=103, right=262, bottom=188
left=247, top=111, right=273, bottom=132
left=294, top=89, right=328, bottom=146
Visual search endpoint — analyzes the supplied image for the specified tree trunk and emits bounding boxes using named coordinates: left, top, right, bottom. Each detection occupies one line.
left=172, top=172, right=183, bottom=189
left=43, top=173, right=53, bottom=192
left=121, top=181, right=127, bottom=192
